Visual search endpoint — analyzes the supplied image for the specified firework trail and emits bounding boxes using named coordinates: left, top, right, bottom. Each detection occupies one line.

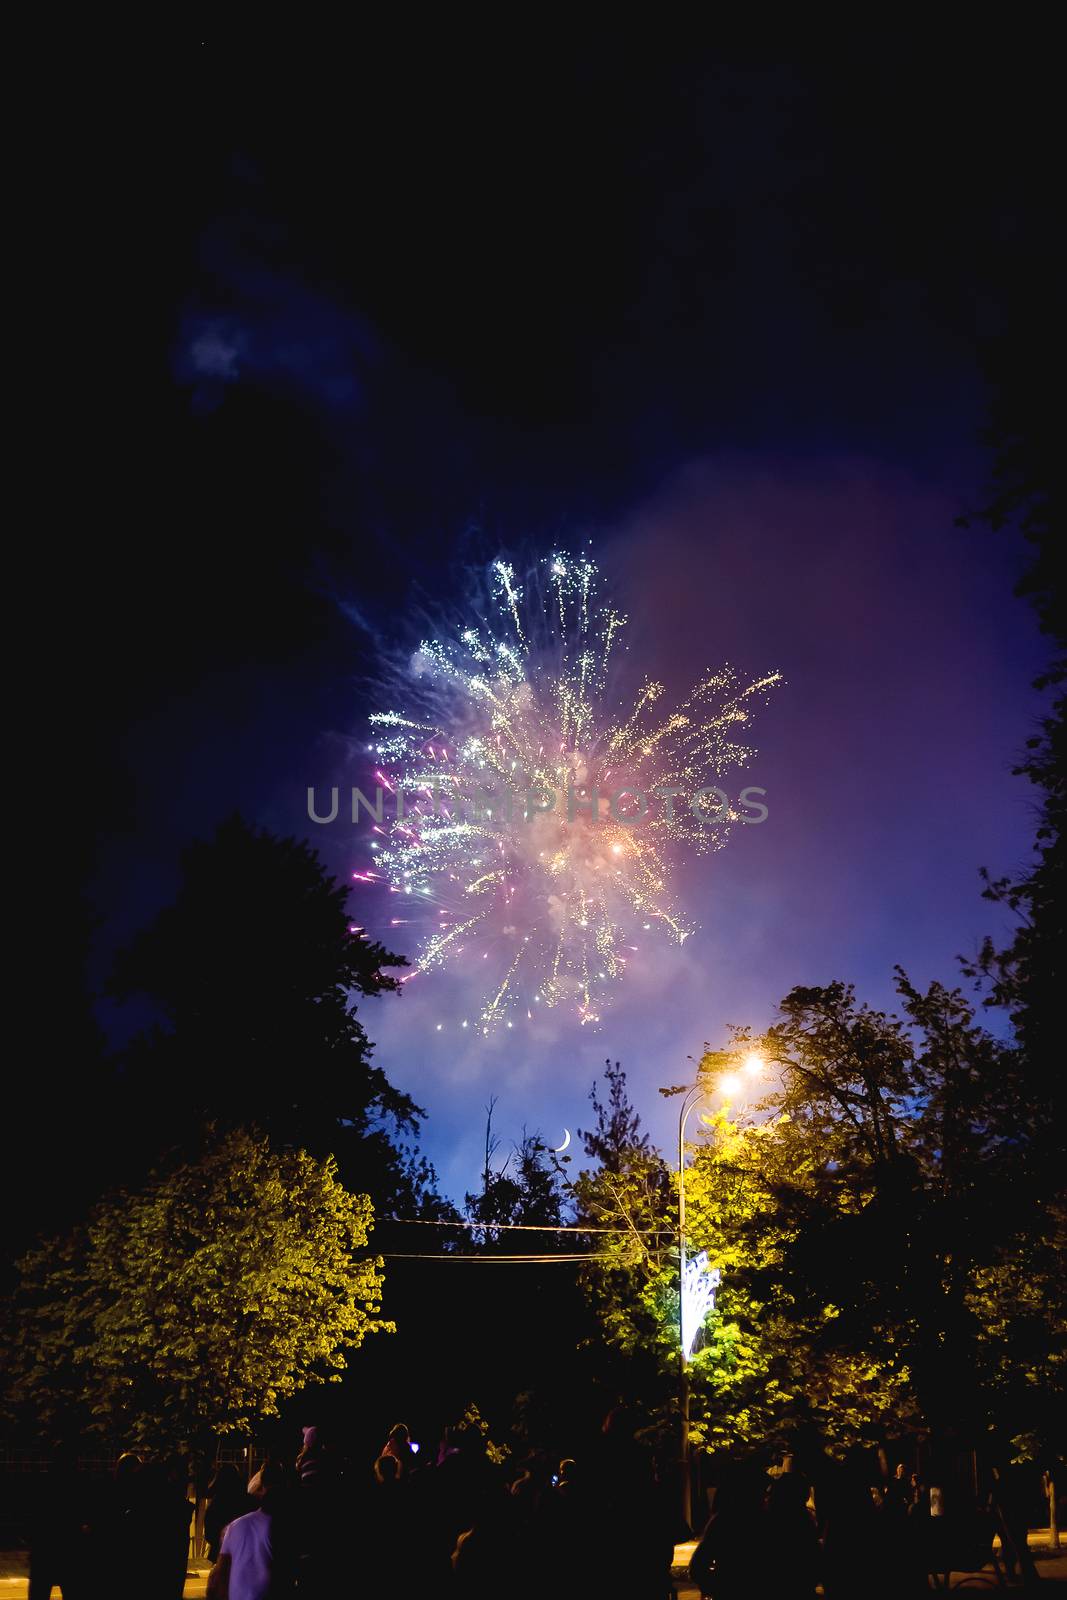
left=357, top=554, right=781, bottom=1032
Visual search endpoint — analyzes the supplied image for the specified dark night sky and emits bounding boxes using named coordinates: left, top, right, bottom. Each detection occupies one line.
left=50, top=44, right=1057, bottom=1200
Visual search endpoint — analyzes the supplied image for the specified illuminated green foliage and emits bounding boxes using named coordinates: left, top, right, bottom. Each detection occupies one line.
left=4, top=1128, right=391, bottom=1447
left=574, top=979, right=1066, bottom=1458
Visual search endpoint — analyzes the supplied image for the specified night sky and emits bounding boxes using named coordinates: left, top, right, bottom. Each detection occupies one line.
left=58, top=45, right=1055, bottom=1202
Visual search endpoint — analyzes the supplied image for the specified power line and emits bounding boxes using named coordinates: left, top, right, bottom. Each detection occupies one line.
left=381, top=1252, right=605, bottom=1263
left=386, top=1216, right=673, bottom=1236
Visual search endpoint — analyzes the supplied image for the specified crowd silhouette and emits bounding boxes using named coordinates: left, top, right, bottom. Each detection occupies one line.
left=24, top=1413, right=1046, bottom=1597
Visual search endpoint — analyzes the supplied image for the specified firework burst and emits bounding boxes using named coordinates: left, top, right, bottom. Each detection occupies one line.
left=359, top=554, right=781, bottom=1032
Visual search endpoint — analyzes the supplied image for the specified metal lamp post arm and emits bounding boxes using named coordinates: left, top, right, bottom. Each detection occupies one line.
left=678, top=1082, right=710, bottom=1274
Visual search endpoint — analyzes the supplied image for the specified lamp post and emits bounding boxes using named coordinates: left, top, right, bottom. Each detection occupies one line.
left=677, top=1080, right=710, bottom=1532
left=676, top=1051, right=764, bottom=1531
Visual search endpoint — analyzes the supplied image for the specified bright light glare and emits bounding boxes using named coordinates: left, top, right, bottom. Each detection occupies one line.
left=719, top=1073, right=742, bottom=1097
left=742, top=1051, right=764, bottom=1076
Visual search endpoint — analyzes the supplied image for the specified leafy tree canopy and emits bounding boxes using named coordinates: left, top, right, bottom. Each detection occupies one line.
left=572, top=981, right=1065, bottom=1461
left=108, top=815, right=443, bottom=1216
left=4, top=1128, right=390, bottom=1449
left=960, top=328, right=1064, bottom=1163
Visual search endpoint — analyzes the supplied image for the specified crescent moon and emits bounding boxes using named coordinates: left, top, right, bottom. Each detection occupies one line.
left=552, top=1128, right=572, bottom=1153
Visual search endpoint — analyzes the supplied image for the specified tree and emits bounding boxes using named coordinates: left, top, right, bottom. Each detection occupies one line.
left=108, top=815, right=442, bottom=1217
left=682, top=1099, right=914, bottom=1456
left=571, top=1051, right=912, bottom=1456
left=960, top=325, right=1065, bottom=1167
left=685, top=976, right=1059, bottom=1453
left=571, top=1062, right=679, bottom=1419
left=1, top=892, right=110, bottom=1281
left=965, top=1196, right=1067, bottom=1466
left=573, top=986, right=1064, bottom=1462
left=3, top=1128, right=390, bottom=1448
left=464, top=1097, right=570, bottom=1238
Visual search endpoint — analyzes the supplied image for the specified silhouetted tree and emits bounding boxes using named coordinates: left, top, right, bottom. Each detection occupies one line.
left=759, top=976, right=1041, bottom=1440
left=962, top=326, right=1064, bottom=1167
left=573, top=1063, right=675, bottom=1415
left=108, top=815, right=441, bottom=1215
left=581, top=1058, right=655, bottom=1174
left=1, top=894, right=111, bottom=1281
left=465, top=1098, right=570, bottom=1238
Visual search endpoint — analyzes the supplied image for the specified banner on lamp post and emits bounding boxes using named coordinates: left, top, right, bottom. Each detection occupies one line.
left=681, top=1251, right=722, bottom=1361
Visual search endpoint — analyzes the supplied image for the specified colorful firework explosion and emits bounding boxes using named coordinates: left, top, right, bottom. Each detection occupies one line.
left=356, top=554, right=781, bottom=1032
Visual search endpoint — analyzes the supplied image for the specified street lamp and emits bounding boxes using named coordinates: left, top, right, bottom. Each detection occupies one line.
left=677, top=1053, right=763, bottom=1530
